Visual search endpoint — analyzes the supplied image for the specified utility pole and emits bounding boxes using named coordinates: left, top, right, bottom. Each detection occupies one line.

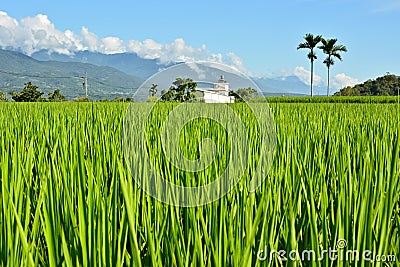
left=81, top=72, right=88, bottom=98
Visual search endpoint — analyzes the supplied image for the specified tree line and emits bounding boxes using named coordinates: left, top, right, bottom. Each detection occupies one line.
left=334, top=73, right=400, bottom=96
left=1, top=79, right=261, bottom=103
left=0, top=82, right=134, bottom=102
left=3, top=82, right=66, bottom=102
left=148, top=77, right=262, bottom=103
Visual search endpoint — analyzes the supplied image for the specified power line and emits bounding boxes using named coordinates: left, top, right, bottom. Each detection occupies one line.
left=81, top=72, right=88, bottom=98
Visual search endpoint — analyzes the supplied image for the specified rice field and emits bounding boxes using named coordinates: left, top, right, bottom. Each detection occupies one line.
left=0, top=102, right=399, bottom=266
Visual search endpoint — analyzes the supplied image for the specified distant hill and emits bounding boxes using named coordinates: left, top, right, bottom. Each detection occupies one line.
left=334, top=74, right=400, bottom=96
left=0, top=49, right=144, bottom=100
left=31, top=50, right=164, bottom=79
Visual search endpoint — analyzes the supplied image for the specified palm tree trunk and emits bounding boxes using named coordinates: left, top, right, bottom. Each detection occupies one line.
left=327, top=66, right=330, bottom=96
left=310, top=60, right=314, bottom=97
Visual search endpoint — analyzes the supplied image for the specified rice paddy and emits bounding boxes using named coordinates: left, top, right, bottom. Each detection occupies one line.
left=0, top=102, right=399, bottom=266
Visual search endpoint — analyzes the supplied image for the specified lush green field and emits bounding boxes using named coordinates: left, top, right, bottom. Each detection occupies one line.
left=0, top=102, right=399, bottom=266
left=266, top=95, right=400, bottom=103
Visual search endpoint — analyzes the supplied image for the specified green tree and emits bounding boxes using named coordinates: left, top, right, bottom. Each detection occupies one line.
left=0, top=91, right=7, bottom=102
left=47, top=89, right=66, bottom=102
left=112, top=96, right=124, bottom=102
left=297, top=33, right=322, bottom=97
left=10, top=82, right=44, bottom=102
left=161, top=78, right=197, bottom=102
left=229, top=87, right=259, bottom=102
left=72, top=97, right=90, bottom=102
left=318, top=38, right=347, bottom=96
left=160, top=89, right=175, bottom=102
left=334, top=74, right=400, bottom=96
left=334, top=86, right=360, bottom=96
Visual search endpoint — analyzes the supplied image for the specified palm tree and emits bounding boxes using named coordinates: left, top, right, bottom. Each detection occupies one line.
left=318, top=38, right=347, bottom=96
left=149, top=83, right=158, bottom=97
left=297, top=33, right=322, bottom=97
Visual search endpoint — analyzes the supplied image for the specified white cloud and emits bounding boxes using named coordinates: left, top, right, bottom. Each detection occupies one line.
left=101, top=36, right=126, bottom=54
left=277, top=67, right=358, bottom=89
left=0, top=11, right=251, bottom=73
left=332, top=73, right=359, bottom=89
left=0, top=11, right=18, bottom=29
left=279, top=66, right=323, bottom=86
left=0, top=11, right=24, bottom=49
left=187, top=62, right=207, bottom=80
left=226, top=52, right=253, bottom=76
left=81, top=26, right=101, bottom=51
left=127, top=39, right=163, bottom=59
left=20, top=14, right=82, bottom=55
left=294, top=66, right=323, bottom=86
left=159, top=38, right=206, bottom=63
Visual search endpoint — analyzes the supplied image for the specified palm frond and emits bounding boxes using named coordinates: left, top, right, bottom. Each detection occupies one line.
left=298, top=33, right=322, bottom=50
left=333, top=45, right=347, bottom=53
left=304, top=33, right=322, bottom=46
left=297, top=43, right=310, bottom=50
left=307, top=51, right=317, bottom=61
left=319, top=38, right=347, bottom=62
left=323, top=57, right=335, bottom=67
left=332, top=52, right=343, bottom=61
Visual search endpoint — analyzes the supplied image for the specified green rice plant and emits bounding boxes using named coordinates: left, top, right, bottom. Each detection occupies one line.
left=267, top=95, right=400, bottom=103
left=0, top=102, right=398, bottom=266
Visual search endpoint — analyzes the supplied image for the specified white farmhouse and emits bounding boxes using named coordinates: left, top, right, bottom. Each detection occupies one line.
left=196, top=75, right=235, bottom=103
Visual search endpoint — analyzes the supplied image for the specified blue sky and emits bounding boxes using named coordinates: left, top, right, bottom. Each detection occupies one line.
left=1, top=0, right=399, bottom=88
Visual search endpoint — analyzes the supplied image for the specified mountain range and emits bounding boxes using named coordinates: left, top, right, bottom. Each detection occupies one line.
left=0, top=49, right=144, bottom=100
left=31, top=50, right=162, bottom=79
left=0, top=48, right=323, bottom=100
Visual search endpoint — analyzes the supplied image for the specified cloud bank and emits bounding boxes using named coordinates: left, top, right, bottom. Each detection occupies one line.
left=280, top=66, right=323, bottom=86
left=332, top=73, right=359, bottom=88
left=0, top=11, right=252, bottom=73
left=279, top=67, right=359, bottom=89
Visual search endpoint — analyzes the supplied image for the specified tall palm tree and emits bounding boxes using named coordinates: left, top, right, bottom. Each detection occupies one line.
left=318, top=38, right=347, bottom=96
left=297, top=33, right=322, bottom=97
left=149, top=83, right=158, bottom=97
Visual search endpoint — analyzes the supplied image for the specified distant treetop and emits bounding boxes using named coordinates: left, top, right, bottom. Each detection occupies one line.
left=335, top=74, right=400, bottom=96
